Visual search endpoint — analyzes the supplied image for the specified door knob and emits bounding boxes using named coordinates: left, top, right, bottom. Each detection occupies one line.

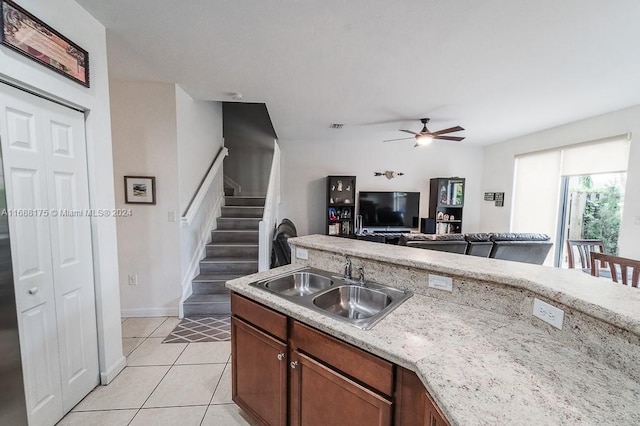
left=290, top=360, right=299, bottom=369
left=277, top=353, right=285, bottom=361
left=28, top=287, right=39, bottom=295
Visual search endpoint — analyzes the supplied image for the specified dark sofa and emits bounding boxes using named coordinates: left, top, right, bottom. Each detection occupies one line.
left=399, top=232, right=552, bottom=265
left=398, top=233, right=468, bottom=254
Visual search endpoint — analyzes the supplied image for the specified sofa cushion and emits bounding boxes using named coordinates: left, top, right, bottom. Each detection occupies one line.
left=400, top=233, right=465, bottom=243
left=464, top=233, right=492, bottom=242
left=490, top=233, right=550, bottom=242
left=405, top=240, right=468, bottom=254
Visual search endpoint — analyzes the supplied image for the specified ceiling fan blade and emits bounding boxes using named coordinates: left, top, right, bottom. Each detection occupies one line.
left=383, top=137, right=414, bottom=142
left=432, top=126, right=464, bottom=135
left=434, top=135, right=465, bottom=142
left=399, top=129, right=420, bottom=135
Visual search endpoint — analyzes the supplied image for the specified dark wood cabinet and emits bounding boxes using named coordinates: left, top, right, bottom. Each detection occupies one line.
left=290, top=350, right=392, bottom=426
left=395, top=367, right=450, bottom=426
left=326, top=175, right=357, bottom=237
left=424, top=177, right=465, bottom=234
left=231, top=293, right=448, bottom=426
left=231, top=317, right=287, bottom=426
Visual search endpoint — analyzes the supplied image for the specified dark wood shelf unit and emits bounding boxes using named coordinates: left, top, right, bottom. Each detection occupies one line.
left=326, top=175, right=356, bottom=237
left=425, top=177, right=465, bottom=234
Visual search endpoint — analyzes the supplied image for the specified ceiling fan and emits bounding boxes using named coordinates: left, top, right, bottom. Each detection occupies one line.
left=383, top=118, right=465, bottom=147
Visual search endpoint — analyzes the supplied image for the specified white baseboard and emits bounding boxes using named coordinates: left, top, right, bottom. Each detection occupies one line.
left=121, top=307, right=179, bottom=317
left=100, top=355, right=126, bottom=385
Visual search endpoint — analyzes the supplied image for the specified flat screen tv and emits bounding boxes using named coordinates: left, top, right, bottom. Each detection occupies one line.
left=358, top=191, right=420, bottom=231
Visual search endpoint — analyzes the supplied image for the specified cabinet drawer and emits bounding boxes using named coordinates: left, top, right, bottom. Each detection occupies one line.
left=290, top=321, right=394, bottom=397
left=231, top=293, right=287, bottom=341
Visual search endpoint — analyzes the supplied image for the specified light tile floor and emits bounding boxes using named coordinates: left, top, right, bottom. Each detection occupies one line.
left=57, top=317, right=253, bottom=426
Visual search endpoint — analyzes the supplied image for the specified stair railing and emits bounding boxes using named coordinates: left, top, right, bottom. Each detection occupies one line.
left=179, top=146, right=228, bottom=318
left=258, top=140, right=281, bottom=271
left=181, top=146, right=229, bottom=226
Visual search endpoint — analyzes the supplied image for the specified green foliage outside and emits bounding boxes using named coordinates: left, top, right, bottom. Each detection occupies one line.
left=580, top=182, right=621, bottom=255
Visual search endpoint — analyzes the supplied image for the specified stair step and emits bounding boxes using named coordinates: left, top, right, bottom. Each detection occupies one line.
left=199, top=258, right=258, bottom=274
left=192, top=281, right=230, bottom=294
left=221, top=206, right=264, bottom=218
left=211, top=230, right=259, bottom=244
left=206, top=243, right=258, bottom=258
left=217, top=217, right=261, bottom=230
left=225, top=196, right=266, bottom=207
left=192, top=273, right=244, bottom=294
left=183, top=294, right=230, bottom=316
left=193, top=273, right=244, bottom=282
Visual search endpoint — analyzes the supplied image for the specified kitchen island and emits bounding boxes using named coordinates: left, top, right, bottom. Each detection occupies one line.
left=226, top=235, right=640, bottom=425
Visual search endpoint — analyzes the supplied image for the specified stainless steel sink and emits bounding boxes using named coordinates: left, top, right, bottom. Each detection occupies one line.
left=313, top=286, right=392, bottom=319
left=250, top=267, right=412, bottom=330
left=262, top=271, right=333, bottom=297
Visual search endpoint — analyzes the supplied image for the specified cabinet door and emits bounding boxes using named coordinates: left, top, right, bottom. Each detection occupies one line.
left=395, top=367, right=449, bottom=426
left=290, top=351, right=391, bottom=426
left=231, top=317, right=287, bottom=426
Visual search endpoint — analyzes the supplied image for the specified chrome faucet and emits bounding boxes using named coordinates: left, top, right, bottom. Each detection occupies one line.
left=357, top=267, right=365, bottom=285
left=343, top=256, right=352, bottom=280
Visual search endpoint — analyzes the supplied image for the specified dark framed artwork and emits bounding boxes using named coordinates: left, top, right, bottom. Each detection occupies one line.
left=124, top=176, right=156, bottom=205
left=1, top=0, right=90, bottom=87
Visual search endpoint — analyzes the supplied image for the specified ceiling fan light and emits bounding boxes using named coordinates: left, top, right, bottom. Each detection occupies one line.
left=415, top=134, right=434, bottom=146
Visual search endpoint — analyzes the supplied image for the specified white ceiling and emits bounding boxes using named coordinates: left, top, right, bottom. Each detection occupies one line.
left=76, top=0, right=640, bottom=146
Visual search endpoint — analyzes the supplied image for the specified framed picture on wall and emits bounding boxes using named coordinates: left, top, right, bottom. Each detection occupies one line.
left=1, top=0, right=90, bottom=87
left=124, top=176, right=156, bottom=204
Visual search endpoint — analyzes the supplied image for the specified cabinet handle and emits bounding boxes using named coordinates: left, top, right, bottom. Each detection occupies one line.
left=28, top=287, right=39, bottom=295
left=290, top=360, right=299, bottom=369
left=277, top=353, right=285, bottom=361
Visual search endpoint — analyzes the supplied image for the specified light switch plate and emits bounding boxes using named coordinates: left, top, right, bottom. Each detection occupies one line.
left=533, top=298, right=564, bottom=330
left=128, top=274, right=138, bottom=286
left=428, top=274, right=453, bottom=292
left=296, top=248, right=308, bottom=260
left=634, top=216, right=640, bottom=227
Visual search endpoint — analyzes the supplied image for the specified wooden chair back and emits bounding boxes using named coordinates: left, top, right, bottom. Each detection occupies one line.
left=590, top=252, right=640, bottom=288
left=567, top=239, right=604, bottom=269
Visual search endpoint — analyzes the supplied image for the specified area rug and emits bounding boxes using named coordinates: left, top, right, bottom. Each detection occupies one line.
left=162, top=316, right=231, bottom=343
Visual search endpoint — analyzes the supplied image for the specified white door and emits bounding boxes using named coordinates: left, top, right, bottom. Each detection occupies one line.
left=0, top=83, right=99, bottom=426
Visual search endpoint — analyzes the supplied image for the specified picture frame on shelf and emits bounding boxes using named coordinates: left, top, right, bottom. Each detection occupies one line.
left=124, top=176, right=156, bottom=204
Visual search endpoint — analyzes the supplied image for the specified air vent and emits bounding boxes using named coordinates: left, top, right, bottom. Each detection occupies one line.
left=329, top=123, right=344, bottom=129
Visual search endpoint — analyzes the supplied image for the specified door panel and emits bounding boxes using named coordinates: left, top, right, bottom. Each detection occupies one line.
left=0, top=83, right=99, bottom=424
left=42, top=102, right=99, bottom=412
left=20, top=302, right=63, bottom=425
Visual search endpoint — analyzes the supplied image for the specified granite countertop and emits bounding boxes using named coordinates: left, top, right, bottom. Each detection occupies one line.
left=227, top=265, right=640, bottom=425
left=288, top=235, right=640, bottom=335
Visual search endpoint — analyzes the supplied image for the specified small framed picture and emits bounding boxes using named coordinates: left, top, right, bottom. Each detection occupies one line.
left=124, top=176, right=156, bottom=204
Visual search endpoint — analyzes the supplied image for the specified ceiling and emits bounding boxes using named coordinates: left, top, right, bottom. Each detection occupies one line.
left=76, top=0, right=640, bottom=146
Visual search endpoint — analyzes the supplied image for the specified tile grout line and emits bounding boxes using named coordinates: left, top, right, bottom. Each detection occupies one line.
left=201, top=355, right=232, bottom=426
left=125, top=319, right=190, bottom=426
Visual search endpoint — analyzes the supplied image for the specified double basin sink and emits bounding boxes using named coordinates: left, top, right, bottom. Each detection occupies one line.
left=250, top=267, right=412, bottom=330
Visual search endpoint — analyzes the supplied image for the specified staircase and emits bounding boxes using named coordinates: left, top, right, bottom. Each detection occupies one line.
left=183, top=196, right=265, bottom=316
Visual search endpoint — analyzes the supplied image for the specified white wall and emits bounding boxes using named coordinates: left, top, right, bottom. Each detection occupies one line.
left=279, top=137, right=485, bottom=236
left=110, top=80, right=181, bottom=316
left=111, top=80, right=224, bottom=316
left=0, top=0, right=123, bottom=383
left=480, top=105, right=640, bottom=259
left=175, top=86, right=223, bottom=213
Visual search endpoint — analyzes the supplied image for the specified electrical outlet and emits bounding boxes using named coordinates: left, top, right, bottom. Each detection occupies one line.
left=533, top=298, right=564, bottom=330
left=296, top=248, right=308, bottom=260
left=428, top=274, right=453, bottom=292
left=128, top=274, right=138, bottom=286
